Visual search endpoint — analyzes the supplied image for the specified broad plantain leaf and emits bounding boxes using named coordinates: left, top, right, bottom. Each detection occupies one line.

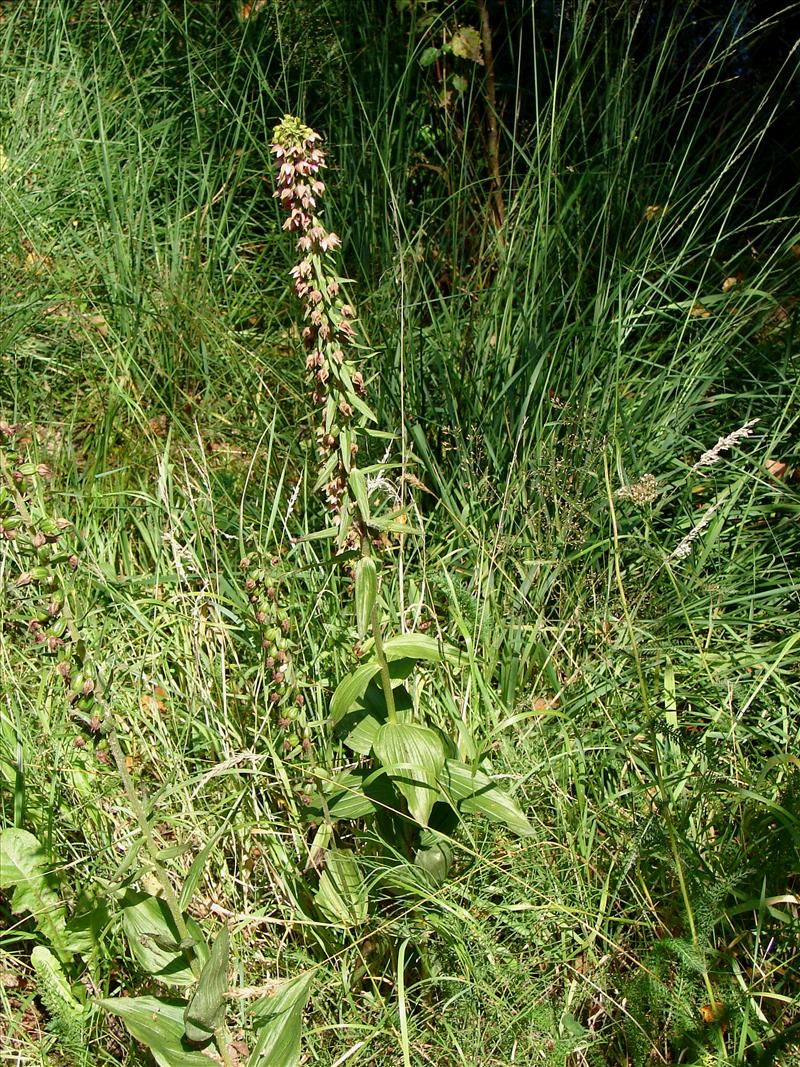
left=98, top=996, right=214, bottom=1067
left=184, top=927, right=229, bottom=1045
left=0, top=828, right=70, bottom=960
left=248, top=971, right=314, bottom=1067
left=121, top=892, right=208, bottom=987
left=438, top=759, right=534, bottom=837
left=373, top=721, right=446, bottom=826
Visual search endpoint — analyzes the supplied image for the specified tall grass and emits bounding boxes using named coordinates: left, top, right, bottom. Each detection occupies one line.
left=1, top=1, right=799, bottom=1064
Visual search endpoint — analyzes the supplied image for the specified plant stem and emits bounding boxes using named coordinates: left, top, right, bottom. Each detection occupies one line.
left=370, top=599, right=397, bottom=724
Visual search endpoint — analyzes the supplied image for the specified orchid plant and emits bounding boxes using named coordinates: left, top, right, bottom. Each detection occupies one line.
left=269, top=116, right=532, bottom=931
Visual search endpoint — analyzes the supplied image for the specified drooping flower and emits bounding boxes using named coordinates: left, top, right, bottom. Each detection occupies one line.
left=271, top=116, right=374, bottom=543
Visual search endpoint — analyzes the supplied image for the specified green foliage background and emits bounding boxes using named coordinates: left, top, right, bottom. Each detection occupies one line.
left=1, top=1, right=799, bottom=1064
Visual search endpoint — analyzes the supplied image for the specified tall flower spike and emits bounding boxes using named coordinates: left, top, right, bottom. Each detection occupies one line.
left=271, top=116, right=374, bottom=546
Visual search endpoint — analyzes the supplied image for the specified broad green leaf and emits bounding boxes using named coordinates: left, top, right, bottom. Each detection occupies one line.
left=354, top=556, right=377, bottom=639
left=348, top=468, right=370, bottom=524
left=121, top=892, right=208, bottom=987
left=336, top=679, right=414, bottom=755
left=438, top=760, right=534, bottom=837
left=420, top=45, right=440, bottom=67
left=330, top=634, right=464, bottom=723
left=0, top=828, right=69, bottom=960
left=308, top=771, right=375, bottom=820
left=308, top=767, right=402, bottom=821
left=184, top=927, right=229, bottom=1045
left=348, top=392, right=377, bottom=424
left=98, top=996, right=214, bottom=1067
left=311, top=450, right=338, bottom=493
left=248, top=971, right=314, bottom=1067
left=314, top=848, right=368, bottom=928
left=62, top=897, right=110, bottom=956
left=374, top=722, right=446, bottom=827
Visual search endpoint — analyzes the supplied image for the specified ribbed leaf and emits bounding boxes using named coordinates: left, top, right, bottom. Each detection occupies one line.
left=354, top=556, right=377, bottom=639
left=248, top=972, right=314, bottom=1067
left=121, top=892, right=208, bottom=987
left=314, top=848, right=368, bottom=927
left=373, top=722, right=446, bottom=826
left=330, top=634, right=463, bottom=724
left=98, top=996, right=213, bottom=1067
left=184, top=927, right=229, bottom=1045
left=348, top=467, right=371, bottom=523
left=438, top=760, right=534, bottom=837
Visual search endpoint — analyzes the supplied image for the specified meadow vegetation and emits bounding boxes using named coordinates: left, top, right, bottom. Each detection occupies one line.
left=1, top=1, right=799, bottom=1064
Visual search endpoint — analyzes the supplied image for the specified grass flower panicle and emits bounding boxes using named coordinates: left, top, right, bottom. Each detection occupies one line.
left=691, top=418, right=760, bottom=473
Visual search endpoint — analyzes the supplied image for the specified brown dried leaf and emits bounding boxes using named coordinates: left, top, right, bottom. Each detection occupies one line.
left=240, top=0, right=267, bottom=18
left=764, top=458, right=800, bottom=482
left=699, top=1002, right=726, bottom=1026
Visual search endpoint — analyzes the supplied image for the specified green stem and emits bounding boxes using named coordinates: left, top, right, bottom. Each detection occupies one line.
left=370, top=592, right=396, bottom=725
left=358, top=536, right=396, bottom=723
